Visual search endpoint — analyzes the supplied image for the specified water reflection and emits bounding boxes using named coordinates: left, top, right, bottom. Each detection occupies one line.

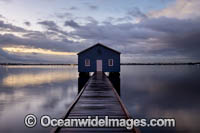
left=3, top=71, right=77, bottom=87
left=121, top=65, right=200, bottom=133
left=0, top=65, right=78, bottom=133
left=0, top=65, right=199, bottom=133
left=2, top=66, right=77, bottom=88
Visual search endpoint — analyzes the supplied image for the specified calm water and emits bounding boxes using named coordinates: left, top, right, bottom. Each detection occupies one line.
left=0, top=65, right=200, bottom=133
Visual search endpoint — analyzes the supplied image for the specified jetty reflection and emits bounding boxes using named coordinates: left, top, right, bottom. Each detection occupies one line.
left=78, top=72, right=120, bottom=96
left=78, top=72, right=90, bottom=93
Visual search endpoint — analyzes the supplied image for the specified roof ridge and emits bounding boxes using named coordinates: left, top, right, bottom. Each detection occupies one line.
left=77, top=43, right=121, bottom=55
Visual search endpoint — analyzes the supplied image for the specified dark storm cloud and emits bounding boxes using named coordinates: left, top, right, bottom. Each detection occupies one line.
left=69, top=18, right=163, bottom=52
left=138, top=17, right=200, bottom=58
left=67, top=16, right=200, bottom=59
left=140, top=17, right=200, bottom=34
left=37, top=20, right=71, bottom=36
left=0, top=33, right=80, bottom=52
left=1, top=11, right=200, bottom=62
left=0, top=19, right=84, bottom=58
left=0, top=20, right=26, bottom=32
left=64, top=20, right=80, bottom=28
left=164, top=31, right=200, bottom=58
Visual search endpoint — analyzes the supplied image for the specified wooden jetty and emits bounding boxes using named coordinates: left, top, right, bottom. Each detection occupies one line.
left=54, top=72, right=136, bottom=133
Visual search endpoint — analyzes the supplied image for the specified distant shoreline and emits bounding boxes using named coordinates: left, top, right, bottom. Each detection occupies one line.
left=0, top=62, right=200, bottom=66
left=121, top=62, right=200, bottom=65
left=0, top=63, right=77, bottom=65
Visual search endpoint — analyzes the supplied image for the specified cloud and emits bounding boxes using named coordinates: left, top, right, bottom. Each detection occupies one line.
left=0, top=20, right=27, bottom=32
left=0, top=14, right=4, bottom=18
left=138, top=17, right=200, bottom=58
left=88, top=5, right=98, bottom=10
left=0, top=32, right=80, bottom=63
left=55, top=12, right=73, bottom=19
left=1, top=0, right=200, bottom=63
left=24, top=21, right=31, bottom=26
left=37, top=20, right=71, bottom=37
left=70, top=17, right=158, bottom=44
left=127, top=7, right=147, bottom=20
left=0, top=33, right=81, bottom=52
left=140, top=17, right=200, bottom=33
left=83, top=2, right=98, bottom=10
left=64, top=20, right=80, bottom=28
left=149, top=0, right=200, bottom=19
left=67, top=15, right=200, bottom=60
left=1, top=14, right=200, bottom=63
left=0, top=20, right=84, bottom=55
left=38, top=20, right=58, bottom=31
left=0, top=47, right=44, bottom=63
left=69, top=6, right=78, bottom=10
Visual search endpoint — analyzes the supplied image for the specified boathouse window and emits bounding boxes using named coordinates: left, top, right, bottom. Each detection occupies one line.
left=85, top=59, right=90, bottom=66
left=108, top=59, right=113, bottom=66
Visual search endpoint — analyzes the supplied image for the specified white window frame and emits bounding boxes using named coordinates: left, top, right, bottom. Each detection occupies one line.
left=85, top=59, right=90, bottom=66
left=108, top=59, right=114, bottom=66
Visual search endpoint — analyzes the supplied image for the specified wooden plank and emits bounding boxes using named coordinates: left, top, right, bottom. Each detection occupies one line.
left=55, top=72, right=136, bottom=133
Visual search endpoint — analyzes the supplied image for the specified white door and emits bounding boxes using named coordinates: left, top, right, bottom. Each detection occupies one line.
left=96, top=60, right=102, bottom=72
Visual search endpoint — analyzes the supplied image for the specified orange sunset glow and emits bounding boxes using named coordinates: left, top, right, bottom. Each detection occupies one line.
left=2, top=47, right=77, bottom=56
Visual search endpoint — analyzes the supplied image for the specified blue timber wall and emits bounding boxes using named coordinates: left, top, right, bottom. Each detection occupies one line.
left=78, top=45, right=120, bottom=72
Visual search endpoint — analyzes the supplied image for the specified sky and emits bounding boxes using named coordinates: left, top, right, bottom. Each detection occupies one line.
left=0, top=0, right=200, bottom=63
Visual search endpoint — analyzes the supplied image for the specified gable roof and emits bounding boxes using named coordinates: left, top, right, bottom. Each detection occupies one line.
left=77, top=43, right=121, bottom=55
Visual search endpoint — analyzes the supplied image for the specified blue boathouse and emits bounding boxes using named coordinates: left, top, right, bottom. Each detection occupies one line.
left=77, top=43, right=120, bottom=72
